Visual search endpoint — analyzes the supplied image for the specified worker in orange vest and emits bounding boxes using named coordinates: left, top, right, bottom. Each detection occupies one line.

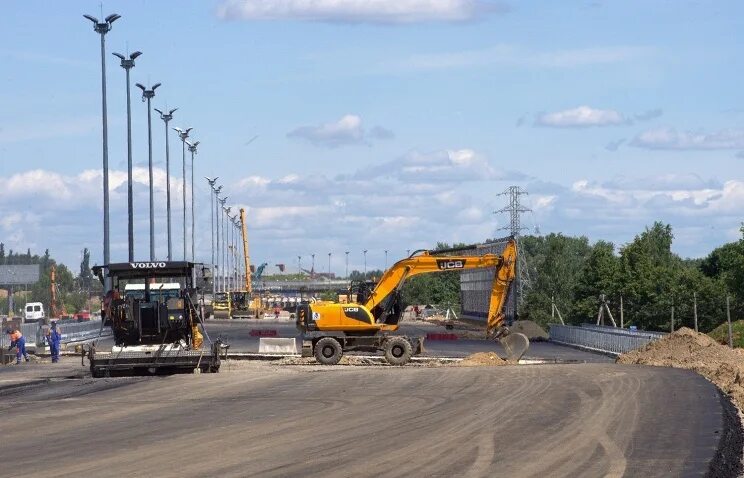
left=5, top=328, right=29, bottom=364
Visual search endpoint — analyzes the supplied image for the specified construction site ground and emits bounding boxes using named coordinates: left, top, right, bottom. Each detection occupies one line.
left=2, top=319, right=741, bottom=477
left=0, top=355, right=740, bottom=477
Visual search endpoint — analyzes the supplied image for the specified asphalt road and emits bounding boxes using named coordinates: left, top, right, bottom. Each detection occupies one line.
left=201, top=319, right=612, bottom=362
left=0, top=361, right=738, bottom=477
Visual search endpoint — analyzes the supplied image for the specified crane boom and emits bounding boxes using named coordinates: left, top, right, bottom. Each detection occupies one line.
left=239, top=208, right=251, bottom=294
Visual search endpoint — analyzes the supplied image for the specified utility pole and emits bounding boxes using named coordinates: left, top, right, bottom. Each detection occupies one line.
left=345, top=251, right=349, bottom=278
left=693, top=292, right=698, bottom=333
left=384, top=250, right=388, bottom=269
left=84, top=13, right=119, bottom=280
left=155, top=108, right=177, bottom=260
left=136, top=82, right=161, bottom=261
left=727, top=295, right=733, bottom=348
left=328, top=252, right=332, bottom=277
left=113, top=50, right=142, bottom=262
left=363, top=250, right=368, bottom=275
left=496, top=185, right=532, bottom=322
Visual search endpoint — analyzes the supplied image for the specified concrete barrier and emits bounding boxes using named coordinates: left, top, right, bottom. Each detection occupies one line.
left=258, top=338, right=297, bottom=354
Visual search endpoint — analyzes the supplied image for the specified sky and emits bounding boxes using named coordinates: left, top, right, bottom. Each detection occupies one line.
left=0, top=0, right=742, bottom=274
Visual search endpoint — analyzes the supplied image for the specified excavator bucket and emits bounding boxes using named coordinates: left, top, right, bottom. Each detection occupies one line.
left=499, top=332, right=529, bottom=362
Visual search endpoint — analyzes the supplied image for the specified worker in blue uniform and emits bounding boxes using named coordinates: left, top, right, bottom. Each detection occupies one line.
left=47, top=322, right=62, bottom=363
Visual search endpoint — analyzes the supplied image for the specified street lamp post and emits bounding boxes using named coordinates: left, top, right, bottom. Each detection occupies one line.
left=218, top=196, right=227, bottom=291
left=345, top=251, right=349, bottom=278
left=384, top=250, right=388, bottom=269
left=311, top=254, right=315, bottom=275
left=233, top=217, right=241, bottom=289
left=173, top=127, right=192, bottom=260
left=186, top=141, right=199, bottom=261
left=297, top=256, right=302, bottom=275
left=328, top=252, right=332, bottom=277
left=363, top=250, right=368, bottom=276
left=136, top=82, right=161, bottom=261
left=155, top=108, right=177, bottom=260
left=215, top=191, right=224, bottom=290
left=113, top=50, right=142, bottom=262
left=84, top=13, right=119, bottom=277
left=223, top=206, right=231, bottom=290
left=227, top=213, right=234, bottom=291
left=206, top=178, right=219, bottom=292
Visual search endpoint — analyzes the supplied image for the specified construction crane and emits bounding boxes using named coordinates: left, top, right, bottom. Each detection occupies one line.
left=49, top=264, right=68, bottom=320
left=296, top=238, right=529, bottom=365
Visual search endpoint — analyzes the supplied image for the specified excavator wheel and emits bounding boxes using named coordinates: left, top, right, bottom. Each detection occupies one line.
left=314, top=337, right=343, bottom=365
left=499, top=332, right=530, bottom=362
left=384, top=337, right=413, bottom=366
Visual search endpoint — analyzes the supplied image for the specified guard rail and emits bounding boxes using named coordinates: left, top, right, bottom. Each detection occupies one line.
left=549, top=324, right=663, bottom=356
left=1, top=320, right=110, bottom=350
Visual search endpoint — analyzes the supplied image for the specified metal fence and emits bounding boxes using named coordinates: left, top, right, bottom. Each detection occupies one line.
left=549, top=324, right=663, bottom=356
left=1, top=320, right=110, bottom=349
left=578, top=323, right=667, bottom=339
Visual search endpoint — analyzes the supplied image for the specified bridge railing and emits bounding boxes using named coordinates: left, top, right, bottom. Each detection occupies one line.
left=549, top=324, right=664, bottom=356
left=1, top=320, right=111, bottom=350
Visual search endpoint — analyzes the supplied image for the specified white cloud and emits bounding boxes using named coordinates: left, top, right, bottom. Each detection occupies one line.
left=631, top=127, right=744, bottom=150
left=287, top=114, right=392, bottom=148
left=536, top=106, right=626, bottom=128
left=355, top=149, right=524, bottom=183
left=3, top=160, right=741, bottom=273
left=216, top=0, right=506, bottom=24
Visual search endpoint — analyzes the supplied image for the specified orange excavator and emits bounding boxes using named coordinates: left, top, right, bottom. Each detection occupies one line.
left=296, top=238, right=529, bottom=365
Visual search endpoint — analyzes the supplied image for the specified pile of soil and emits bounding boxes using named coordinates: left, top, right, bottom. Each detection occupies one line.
left=510, top=320, right=548, bottom=340
left=617, top=327, right=744, bottom=411
left=459, top=352, right=509, bottom=367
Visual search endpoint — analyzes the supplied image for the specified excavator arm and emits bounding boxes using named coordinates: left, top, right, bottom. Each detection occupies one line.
left=363, top=240, right=517, bottom=335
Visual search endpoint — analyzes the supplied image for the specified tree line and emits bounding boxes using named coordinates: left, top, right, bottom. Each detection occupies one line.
left=520, top=222, right=742, bottom=332
left=0, top=245, right=100, bottom=316
left=397, top=223, right=742, bottom=334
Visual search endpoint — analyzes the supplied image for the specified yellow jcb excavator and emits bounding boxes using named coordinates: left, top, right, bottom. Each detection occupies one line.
left=296, top=238, right=529, bottom=365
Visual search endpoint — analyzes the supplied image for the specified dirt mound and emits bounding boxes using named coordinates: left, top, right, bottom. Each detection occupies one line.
left=617, top=327, right=744, bottom=411
left=510, top=320, right=548, bottom=340
left=459, top=352, right=509, bottom=367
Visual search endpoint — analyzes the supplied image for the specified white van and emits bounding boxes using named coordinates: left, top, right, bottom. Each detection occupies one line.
left=24, top=302, right=46, bottom=323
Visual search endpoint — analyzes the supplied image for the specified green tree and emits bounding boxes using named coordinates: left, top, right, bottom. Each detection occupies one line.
left=573, top=240, right=622, bottom=322
left=519, top=234, right=593, bottom=327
